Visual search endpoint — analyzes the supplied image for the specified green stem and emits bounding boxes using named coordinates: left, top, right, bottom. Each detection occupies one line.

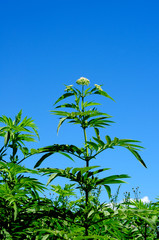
left=81, top=85, right=89, bottom=236
left=81, top=85, right=89, bottom=167
left=84, top=128, right=89, bottom=167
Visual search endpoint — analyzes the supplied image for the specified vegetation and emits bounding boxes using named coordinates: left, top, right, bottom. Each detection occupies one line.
left=0, top=77, right=158, bottom=239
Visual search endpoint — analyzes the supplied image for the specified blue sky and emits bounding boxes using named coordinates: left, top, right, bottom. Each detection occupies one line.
left=0, top=0, right=159, bottom=202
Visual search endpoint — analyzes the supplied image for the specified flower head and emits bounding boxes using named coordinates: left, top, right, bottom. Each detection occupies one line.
left=76, top=77, right=90, bottom=86
left=94, top=84, right=103, bottom=91
left=64, top=85, right=73, bottom=92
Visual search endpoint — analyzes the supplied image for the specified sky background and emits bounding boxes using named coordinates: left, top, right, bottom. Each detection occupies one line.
left=0, top=0, right=159, bottom=202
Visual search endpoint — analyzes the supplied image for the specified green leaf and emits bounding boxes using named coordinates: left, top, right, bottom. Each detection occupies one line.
left=72, top=167, right=81, bottom=175
left=87, top=209, right=95, bottom=218
left=105, top=135, right=111, bottom=145
left=34, top=152, right=53, bottom=168
left=4, top=131, right=10, bottom=146
left=127, top=148, right=147, bottom=168
left=94, top=90, right=115, bottom=101
left=93, top=137, right=105, bottom=147
left=42, top=235, right=50, bottom=240
left=58, top=151, right=75, bottom=162
left=50, top=110, right=70, bottom=116
left=75, top=236, right=107, bottom=239
left=47, top=173, right=58, bottom=185
left=114, top=137, right=119, bottom=145
left=54, top=92, right=74, bottom=105
left=92, top=168, right=110, bottom=175
left=118, top=139, right=141, bottom=143
left=15, top=110, right=22, bottom=125
left=72, top=166, right=100, bottom=175
left=94, top=127, right=100, bottom=139
left=134, top=214, right=157, bottom=229
left=0, top=116, right=7, bottom=124
left=55, top=103, right=77, bottom=109
left=13, top=202, right=18, bottom=221
left=104, top=185, right=111, bottom=198
left=87, top=141, right=99, bottom=151
left=86, top=110, right=111, bottom=118
left=30, top=148, right=39, bottom=154
left=84, top=101, right=102, bottom=107
left=57, top=117, right=68, bottom=134
left=97, top=174, right=130, bottom=185
left=99, top=179, right=127, bottom=185
left=81, top=166, right=100, bottom=174
left=84, top=87, right=91, bottom=96
left=21, top=147, right=29, bottom=155
left=36, top=228, right=62, bottom=236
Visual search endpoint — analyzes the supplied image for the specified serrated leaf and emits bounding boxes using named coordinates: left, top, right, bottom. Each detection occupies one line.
left=54, top=92, right=74, bottom=105
left=94, top=90, right=115, bottom=101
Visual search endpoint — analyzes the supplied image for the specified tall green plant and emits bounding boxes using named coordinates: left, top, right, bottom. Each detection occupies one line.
left=0, top=110, right=39, bottom=164
left=0, top=111, right=48, bottom=239
left=35, top=77, right=146, bottom=238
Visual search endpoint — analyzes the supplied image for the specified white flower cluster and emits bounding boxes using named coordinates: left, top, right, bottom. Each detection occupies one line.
left=65, top=85, right=73, bottom=91
left=76, top=77, right=90, bottom=86
left=94, top=84, right=103, bottom=91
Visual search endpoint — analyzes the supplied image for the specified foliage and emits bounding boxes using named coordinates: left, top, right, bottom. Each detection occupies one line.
left=0, top=78, right=158, bottom=239
left=35, top=79, right=148, bottom=237
left=0, top=110, right=39, bottom=164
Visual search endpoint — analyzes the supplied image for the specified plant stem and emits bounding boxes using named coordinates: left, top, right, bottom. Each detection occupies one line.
left=81, top=85, right=89, bottom=236
left=84, top=128, right=89, bottom=167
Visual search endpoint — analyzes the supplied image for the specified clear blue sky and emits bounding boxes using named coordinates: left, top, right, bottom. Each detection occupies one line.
left=0, top=0, right=159, bottom=202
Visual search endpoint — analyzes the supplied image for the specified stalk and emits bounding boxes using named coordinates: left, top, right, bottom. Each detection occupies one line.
left=81, top=85, right=89, bottom=236
left=81, top=85, right=89, bottom=167
left=84, top=128, right=89, bottom=167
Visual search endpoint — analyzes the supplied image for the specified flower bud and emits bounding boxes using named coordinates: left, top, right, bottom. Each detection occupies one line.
left=76, top=77, right=90, bottom=86
left=94, top=84, right=103, bottom=91
left=65, top=85, right=73, bottom=91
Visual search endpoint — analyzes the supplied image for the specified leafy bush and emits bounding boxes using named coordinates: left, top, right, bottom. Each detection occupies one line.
left=0, top=78, right=158, bottom=239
